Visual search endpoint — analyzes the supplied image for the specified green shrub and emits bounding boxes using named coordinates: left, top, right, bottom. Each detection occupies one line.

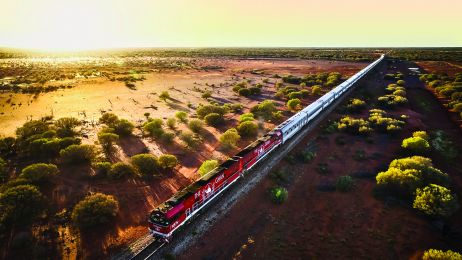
left=453, top=103, right=462, bottom=112
left=239, top=113, right=255, bottom=122
left=238, top=88, right=251, bottom=97
left=287, top=98, right=301, bottom=111
left=288, top=91, right=303, bottom=100
left=219, top=128, right=241, bottom=149
left=196, top=105, right=227, bottom=119
left=188, top=119, right=204, bottom=133
left=55, top=117, right=81, bottom=137
left=175, top=111, right=188, bottom=123
left=204, top=113, right=224, bottom=127
left=143, top=119, right=164, bottom=138
left=202, top=91, right=212, bottom=99
left=131, top=154, right=158, bottom=177
left=109, top=162, right=137, bottom=179
left=396, top=80, right=406, bottom=86
left=336, top=175, right=355, bottom=192
left=346, top=98, right=366, bottom=112
left=237, top=121, right=258, bottom=138
left=94, top=162, right=111, bottom=177
left=376, top=156, right=450, bottom=197
left=99, top=113, right=119, bottom=126
left=413, top=131, right=429, bottom=141
left=166, top=118, right=176, bottom=129
left=60, top=145, right=98, bottom=164
left=413, top=184, right=459, bottom=218
left=249, top=87, right=261, bottom=95
left=250, top=100, right=278, bottom=120
left=158, top=154, right=178, bottom=170
left=311, top=85, right=322, bottom=95
left=422, top=249, right=462, bottom=260
left=19, top=163, right=59, bottom=183
left=0, top=185, right=44, bottom=225
left=160, top=131, right=175, bottom=144
left=337, top=116, right=372, bottom=135
left=270, top=186, right=288, bottom=204
left=393, top=89, right=406, bottom=97
left=98, top=132, right=119, bottom=152
left=71, top=193, right=119, bottom=228
left=113, top=119, right=134, bottom=136
left=180, top=131, right=200, bottom=149
left=198, top=160, right=219, bottom=176
left=99, top=113, right=134, bottom=136
left=159, top=91, right=170, bottom=101
left=402, top=136, right=430, bottom=154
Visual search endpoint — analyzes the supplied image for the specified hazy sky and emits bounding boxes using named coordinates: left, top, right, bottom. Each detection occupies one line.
left=0, top=0, right=461, bottom=50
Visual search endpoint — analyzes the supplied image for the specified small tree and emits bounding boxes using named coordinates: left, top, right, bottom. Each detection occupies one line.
left=204, top=113, right=224, bottom=127
left=158, top=154, right=178, bottom=170
left=71, top=193, right=119, bottom=228
left=402, top=136, right=430, bottom=154
left=422, top=249, right=462, bottom=260
left=159, top=91, right=170, bottom=101
left=99, top=113, right=119, bottom=126
left=60, top=145, right=98, bottom=164
left=19, top=163, right=59, bottom=183
left=113, top=119, right=134, bottom=136
left=188, top=119, right=204, bottom=133
left=55, top=117, right=81, bottom=137
left=98, top=132, right=119, bottom=153
left=109, top=162, right=137, bottom=179
left=219, top=128, right=241, bottom=149
left=202, top=91, right=212, bottom=99
left=413, top=184, right=459, bottom=218
left=175, top=111, right=188, bottom=123
left=237, top=121, right=258, bottom=138
left=131, top=154, right=158, bottom=177
left=198, top=160, right=218, bottom=176
left=287, top=98, right=301, bottom=111
left=0, top=185, right=44, bottom=225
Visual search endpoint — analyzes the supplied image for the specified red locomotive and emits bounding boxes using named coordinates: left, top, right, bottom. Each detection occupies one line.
left=148, top=130, right=282, bottom=239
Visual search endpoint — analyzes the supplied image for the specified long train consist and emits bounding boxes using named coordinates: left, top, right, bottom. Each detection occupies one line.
left=148, top=54, right=385, bottom=239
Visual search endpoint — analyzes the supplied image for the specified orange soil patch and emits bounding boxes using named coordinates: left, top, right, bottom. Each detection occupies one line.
left=416, top=61, right=462, bottom=76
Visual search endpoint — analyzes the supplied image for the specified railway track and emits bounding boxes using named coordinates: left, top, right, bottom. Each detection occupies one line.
left=114, top=57, right=386, bottom=260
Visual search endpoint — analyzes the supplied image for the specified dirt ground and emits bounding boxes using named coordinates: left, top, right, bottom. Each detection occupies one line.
left=179, top=60, right=462, bottom=259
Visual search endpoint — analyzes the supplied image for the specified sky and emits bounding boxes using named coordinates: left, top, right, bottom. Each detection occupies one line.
left=0, top=0, right=461, bottom=50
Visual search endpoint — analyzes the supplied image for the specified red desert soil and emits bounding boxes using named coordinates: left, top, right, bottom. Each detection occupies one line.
left=416, top=61, right=462, bottom=76
left=180, top=61, right=462, bottom=259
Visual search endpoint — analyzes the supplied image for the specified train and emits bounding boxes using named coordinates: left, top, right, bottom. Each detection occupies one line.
left=148, top=54, right=385, bottom=240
